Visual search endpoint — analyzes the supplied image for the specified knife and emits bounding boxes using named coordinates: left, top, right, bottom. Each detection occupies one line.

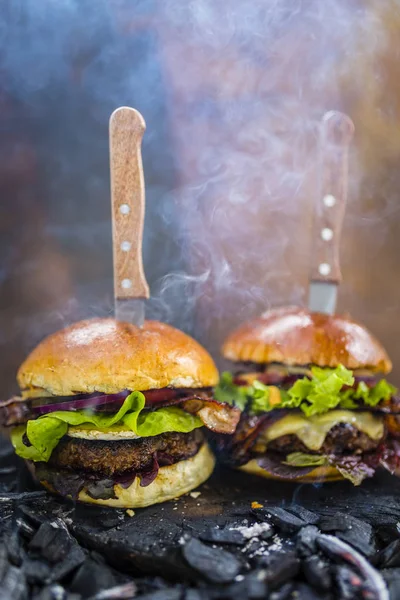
left=109, top=106, right=150, bottom=326
left=308, top=111, right=354, bottom=314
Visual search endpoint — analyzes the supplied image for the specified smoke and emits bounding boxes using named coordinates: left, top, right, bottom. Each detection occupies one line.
left=0, top=0, right=399, bottom=393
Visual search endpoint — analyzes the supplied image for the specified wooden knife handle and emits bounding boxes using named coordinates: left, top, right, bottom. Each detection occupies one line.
left=109, top=107, right=150, bottom=300
left=310, top=111, right=354, bottom=283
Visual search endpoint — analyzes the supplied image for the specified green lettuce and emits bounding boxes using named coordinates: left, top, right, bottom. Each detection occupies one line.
left=11, top=391, right=203, bottom=462
left=284, top=452, right=328, bottom=467
left=214, top=372, right=248, bottom=410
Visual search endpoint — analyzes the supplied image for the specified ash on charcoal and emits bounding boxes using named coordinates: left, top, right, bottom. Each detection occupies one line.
left=319, top=513, right=376, bottom=557
left=257, top=551, right=300, bottom=589
left=32, top=583, right=66, bottom=600
left=182, top=538, right=241, bottom=584
left=229, top=522, right=273, bottom=541
left=302, top=555, right=332, bottom=591
left=29, top=522, right=71, bottom=564
left=296, top=526, right=319, bottom=558
left=269, top=582, right=295, bottom=600
left=261, top=507, right=307, bottom=533
left=69, top=556, right=119, bottom=597
left=22, top=557, right=52, bottom=583
left=199, top=525, right=245, bottom=546
left=1, top=565, right=28, bottom=600
left=286, top=505, right=320, bottom=526
left=87, top=582, right=137, bottom=600
left=379, top=540, right=400, bottom=569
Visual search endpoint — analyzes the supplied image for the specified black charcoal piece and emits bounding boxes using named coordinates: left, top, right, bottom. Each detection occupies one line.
left=16, top=515, right=36, bottom=539
left=2, top=565, right=28, bottom=600
left=32, top=584, right=67, bottom=600
left=199, top=526, right=245, bottom=546
left=319, top=513, right=376, bottom=557
left=259, top=552, right=300, bottom=589
left=293, top=582, right=331, bottom=600
left=49, top=543, right=86, bottom=582
left=87, top=582, right=138, bottom=600
left=7, top=527, right=24, bottom=566
left=296, top=526, right=319, bottom=558
left=223, top=570, right=268, bottom=599
left=269, top=582, right=295, bottom=600
left=287, top=505, right=320, bottom=526
left=133, top=590, right=182, bottom=600
left=302, top=555, right=332, bottom=591
left=265, top=507, right=307, bottom=533
left=381, top=568, right=400, bottom=600
left=22, top=557, right=52, bottom=583
left=29, top=522, right=71, bottom=563
left=183, top=589, right=208, bottom=600
left=0, top=542, right=9, bottom=580
left=69, top=557, right=118, bottom=597
left=335, top=565, right=364, bottom=599
left=182, top=538, right=241, bottom=584
left=379, top=540, right=400, bottom=569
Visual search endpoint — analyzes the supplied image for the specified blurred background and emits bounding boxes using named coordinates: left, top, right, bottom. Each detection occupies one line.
left=0, top=0, right=400, bottom=396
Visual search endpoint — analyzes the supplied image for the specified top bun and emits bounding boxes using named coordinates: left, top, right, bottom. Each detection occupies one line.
left=222, top=306, right=392, bottom=374
left=18, top=318, right=219, bottom=398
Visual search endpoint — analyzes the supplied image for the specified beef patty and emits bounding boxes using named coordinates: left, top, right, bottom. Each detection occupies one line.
left=49, top=429, right=204, bottom=477
left=265, top=423, right=382, bottom=456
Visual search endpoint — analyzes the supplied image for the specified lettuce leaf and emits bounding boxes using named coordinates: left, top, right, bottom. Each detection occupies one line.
left=214, top=372, right=248, bottom=411
left=284, top=452, right=328, bottom=467
left=11, top=391, right=203, bottom=462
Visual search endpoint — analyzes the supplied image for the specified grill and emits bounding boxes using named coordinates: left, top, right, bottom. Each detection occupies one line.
left=1, top=437, right=400, bottom=599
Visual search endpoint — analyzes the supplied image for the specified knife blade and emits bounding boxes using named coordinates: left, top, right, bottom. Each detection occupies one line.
left=109, top=107, right=150, bottom=327
left=308, top=111, right=354, bottom=314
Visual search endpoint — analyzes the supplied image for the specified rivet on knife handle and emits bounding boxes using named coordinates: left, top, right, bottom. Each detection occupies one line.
left=109, top=107, right=150, bottom=316
left=310, top=111, right=354, bottom=284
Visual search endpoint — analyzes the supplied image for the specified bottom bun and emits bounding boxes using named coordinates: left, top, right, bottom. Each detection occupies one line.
left=239, top=460, right=343, bottom=483
left=39, top=442, right=215, bottom=508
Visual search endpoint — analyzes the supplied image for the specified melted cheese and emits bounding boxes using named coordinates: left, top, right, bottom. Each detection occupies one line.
left=263, top=410, right=384, bottom=451
left=68, top=425, right=141, bottom=441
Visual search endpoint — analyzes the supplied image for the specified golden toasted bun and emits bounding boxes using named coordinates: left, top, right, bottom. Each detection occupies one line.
left=38, top=443, right=215, bottom=508
left=239, top=459, right=343, bottom=483
left=222, top=306, right=391, bottom=374
left=18, top=318, right=219, bottom=398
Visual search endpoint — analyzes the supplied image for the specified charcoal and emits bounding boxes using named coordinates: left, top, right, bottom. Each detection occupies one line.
left=135, top=590, right=182, bottom=600
left=379, top=540, right=400, bottom=569
left=183, top=590, right=208, bottom=600
left=32, top=584, right=67, bottom=600
left=223, top=570, right=268, bottom=599
left=1, top=565, right=28, bottom=600
left=22, top=557, right=52, bottom=583
left=296, top=526, right=319, bottom=558
left=199, top=526, right=245, bottom=546
left=269, top=582, right=295, bottom=600
left=69, top=557, right=118, bottom=597
left=16, top=515, right=36, bottom=539
left=381, top=568, right=400, bottom=600
left=87, top=582, right=137, bottom=599
left=264, top=507, right=307, bottom=533
left=258, top=552, right=300, bottom=589
left=182, top=538, right=241, bottom=584
left=0, top=466, right=16, bottom=475
left=7, top=527, right=24, bottom=566
left=18, top=504, right=48, bottom=529
left=29, top=522, right=71, bottom=563
left=319, top=513, right=376, bottom=557
left=335, top=565, right=364, bottom=599
left=286, top=505, right=320, bottom=525
left=293, top=582, right=331, bottom=600
left=302, top=555, right=332, bottom=591
left=0, top=542, right=9, bottom=580
left=49, top=543, right=86, bottom=582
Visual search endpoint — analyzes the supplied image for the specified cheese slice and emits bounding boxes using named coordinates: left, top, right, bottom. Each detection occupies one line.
left=263, top=410, right=384, bottom=451
left=68, top=424, right=141, bottom=441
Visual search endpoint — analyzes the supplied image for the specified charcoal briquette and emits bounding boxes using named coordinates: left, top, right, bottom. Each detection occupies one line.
left=259, top=551, right=300, bottom=589
left=319, top=513, right=376, bottom=557
left=381, top=568, right=400, bottom=600
left=199, top=526, right=245, bottom=546
left=379, top=540, right=400, bottom=569
left=269, top=582, right=295, bottom=600
left=134, top=589, right=182, bottom=600
left=87, top=582, right=137, bottom=600
left=293, top=582, right=331, bottom=600
left=286, top=505, right=320, bottom=526
left=22, top=557, right=52, bottom=583
left=29, top=522, right=71, bottom=563
left=48, top=543, right=86, bottom=582
left=295, top=526, right=319, bottom=558
left=32, top=584, right=67, bottom=600
left=335, top=565, right=364, bottom=600
left=7, top=528, right=24, bottom=566
left=69, top=557, right=118, bottom=597
left=0, top=542, right=9, bottom=581
left=302, top=555, right=332, bottom=591
left=1, top=565, right=28, bottom=600
left=265, top=507, right=307, bottom=533
left=182, top=538, right=241, bottom=584
left=223, top=570, right=268, bottom=599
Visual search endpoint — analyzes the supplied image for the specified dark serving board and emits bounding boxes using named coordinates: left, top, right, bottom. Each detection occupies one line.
left=1, top=436, right=400, bottom=599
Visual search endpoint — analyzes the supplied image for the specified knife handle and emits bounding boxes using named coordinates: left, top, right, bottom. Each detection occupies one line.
left=310, top=111, right=354, bottom=284
left=110, top=107, right=150, bottom=300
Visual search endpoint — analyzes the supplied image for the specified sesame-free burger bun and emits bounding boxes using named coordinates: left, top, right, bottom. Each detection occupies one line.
left=239, top=459, right=343, bottom=483
left=18, top=318, right=219, bottom=398
left=38, top=442, right=215, bottom=508
left=222, top=306, right=391, bottom=374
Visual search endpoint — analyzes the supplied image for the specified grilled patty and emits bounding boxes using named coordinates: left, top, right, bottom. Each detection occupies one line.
left=49, top=430, right=204, bottom=477
left=266, top=423, right=382, bottom=455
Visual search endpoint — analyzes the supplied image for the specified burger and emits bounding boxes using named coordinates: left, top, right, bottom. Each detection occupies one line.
left=0, top=318, right=240, bottom=507
left=214, top=306, right=400, bottom=485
